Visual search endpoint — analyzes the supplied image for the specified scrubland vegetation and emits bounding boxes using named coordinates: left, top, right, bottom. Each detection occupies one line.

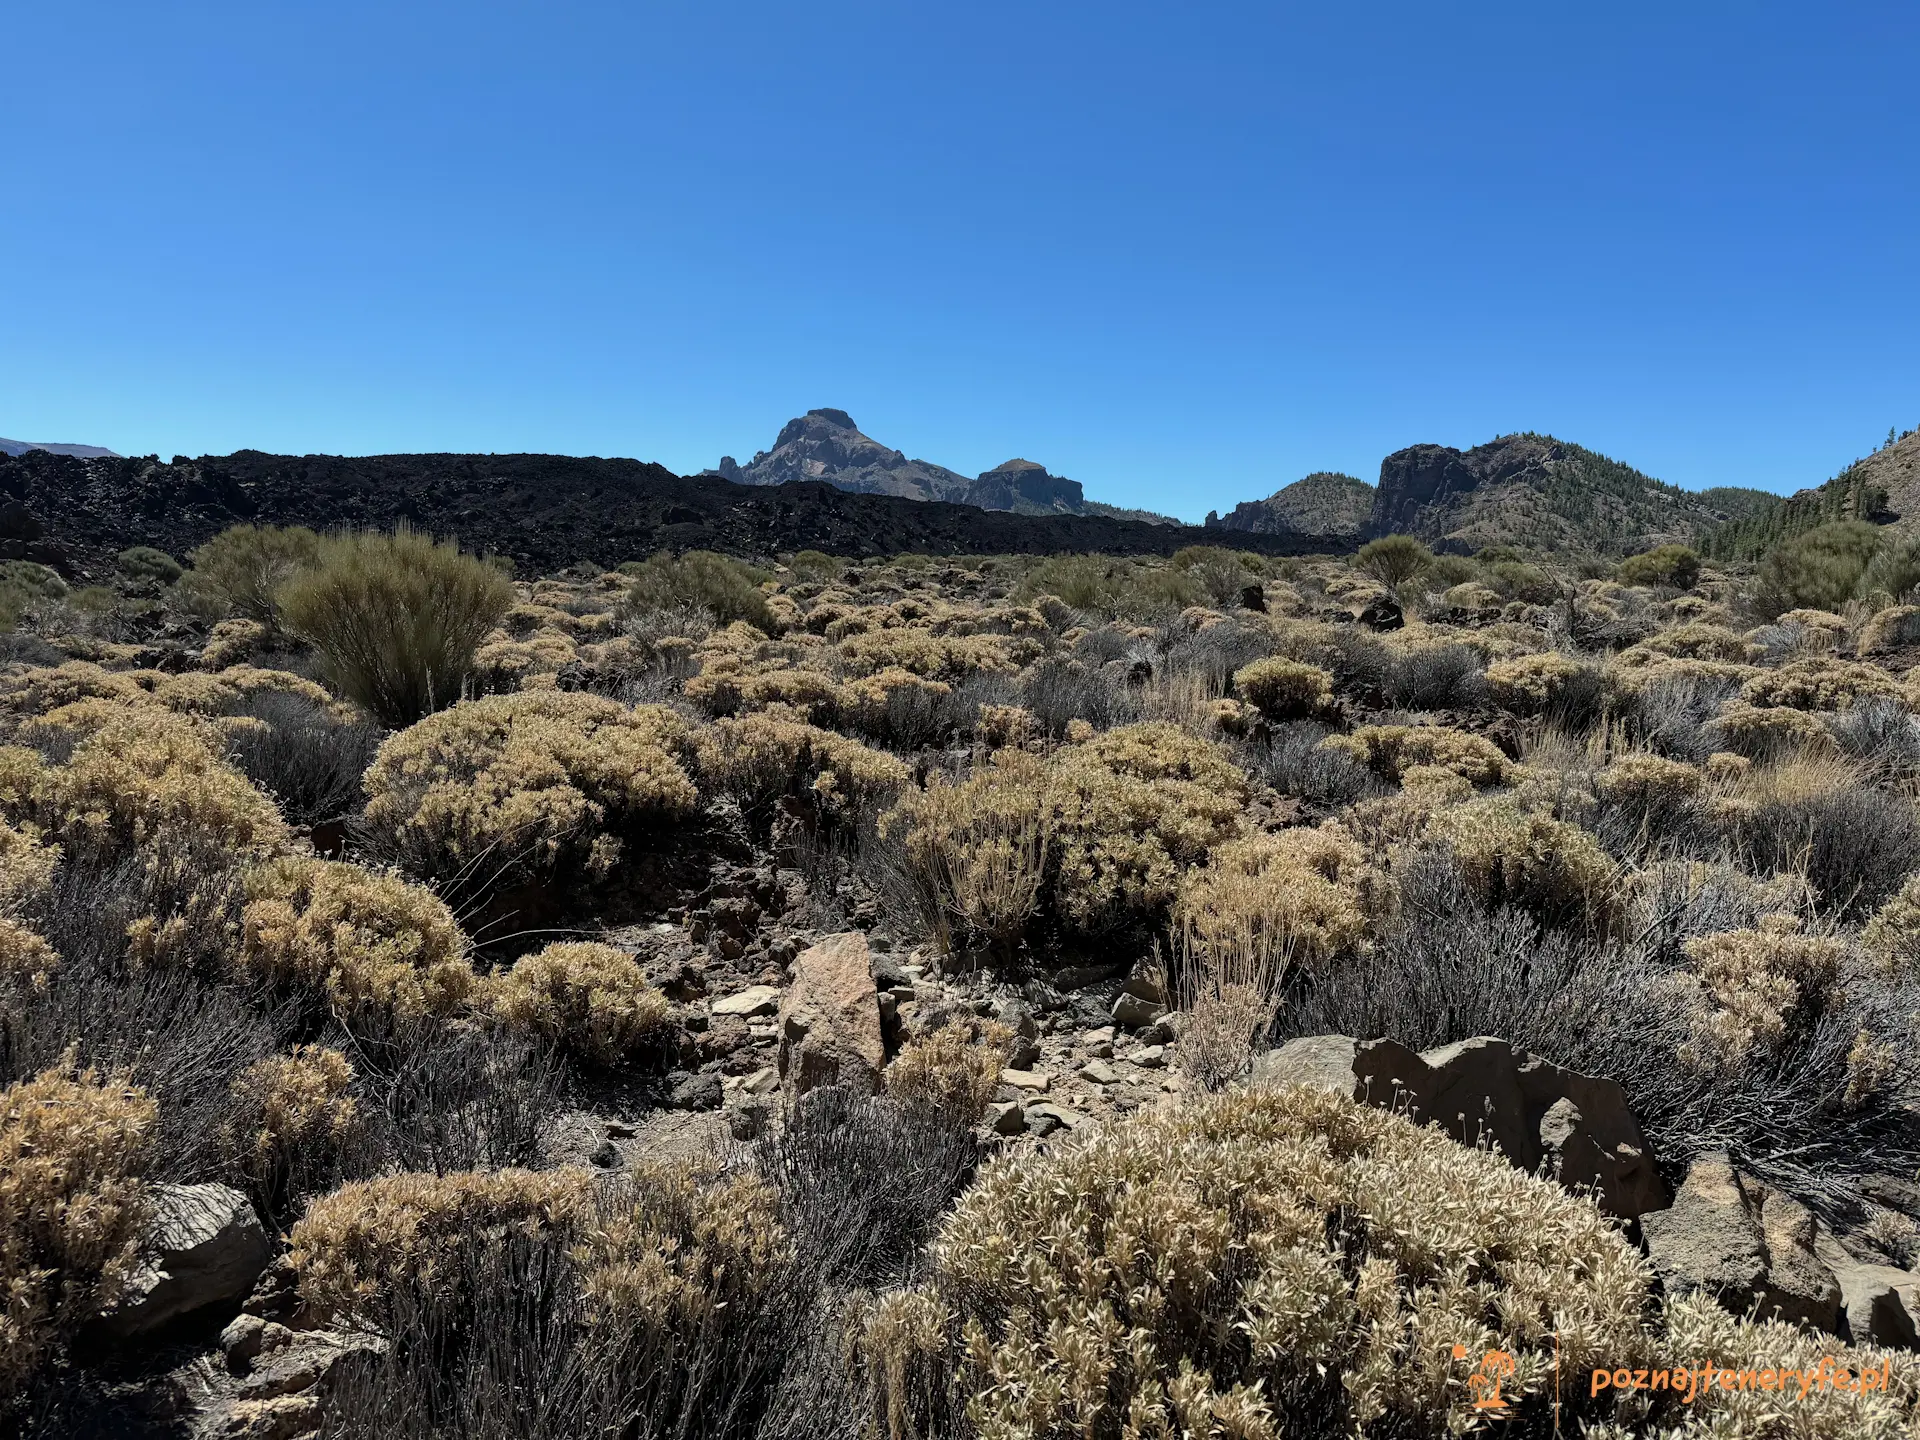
left=8, top=518, right=1920, bottom=1438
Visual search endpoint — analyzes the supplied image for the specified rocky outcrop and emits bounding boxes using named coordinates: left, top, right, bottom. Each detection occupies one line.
left=777, top=932, right=885, bottom=1096
left=0, top=437, right=118, bottom=458
left=1360, top=432, right=1742, bottom=557
left=1206, top=471, right=1373, bottom=540
left=96, top=1182, right=270, bottom=1339
left=1254, top=1034, right=1667, bottom=1219
left=1639, top=1153, right=1920, bottom=1346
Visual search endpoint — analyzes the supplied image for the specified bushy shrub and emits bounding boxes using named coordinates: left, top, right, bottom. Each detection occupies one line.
left=0, top=1064, right=156, bottom=1397
left=1483, top=650, right=1603, bottom=719
left=239, top=856, right=475, bottom=1022
left=1616, top=543, right=1701, bottom=589
left=786, top=550, right=844, bottom=582
left=1429, top=797, right=1620, bottom=931
left=1680, top=918, right=1847, bottom=1070
left=1639, top=621, right=1749, bottom=662
left=883, top=1019, right=1013, bottom=1123
left=1047, top=722, right=1248, bottom=931
left=361, top=692, right=696, bottom=893
left=695, top=704, right=907, bottom=830
left=864, top=1085, right=1655, bottom=1438
left=1231, top=656, right=1334, bottom=720
left=1858, top=603, right=1920, bottom=653
left=1321, top=723, right=1510, bottom=786
left=488, top=941, right=672, bottom=1068
left=1859, top=532, right=1920, bottom=603
left=622, top=550, right=774, bottom=631
left=3, top=706, right=285, bottom=864
left=1863, top=872, right=1920, bottom=970
left=185, top=523, right=322, bottom=625
left=1754, top=520, right=1882, bottom=619
left=1175, top=825, right=1376, bottom=976
left=222, top=1045, right=360, bottom=1225
left=1352, top=533, right=1432, bottom=589
left=1382, top=641, right=1486, bottom=710
left=222, top=690, right=383, bottom=826
left=1721, top=754, right=1920, bottom=916
left=1740, top=656, right=1899, bottom=711
left=279, top=528, right=515, bottom=727
left=1703, top=701, right=1836, bottom=760
left=880, top=750, right=1053, bottom=951
left=114, top=545, right=183, bottom=585
left=288, top=1166, right=594, bottom=1324
left=1593, top=751, right=1707, bottom=858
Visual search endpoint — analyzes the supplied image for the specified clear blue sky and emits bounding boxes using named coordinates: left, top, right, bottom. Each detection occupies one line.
left=5, top=3, right=1917, bottom=521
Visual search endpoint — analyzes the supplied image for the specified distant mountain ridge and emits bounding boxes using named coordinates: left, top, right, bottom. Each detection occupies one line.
left=709, top=408, right=1179, bottom=525
left=0, top=437, right=119, bottom=459
left=1366, top=434, right=1774, bottom=557
left=1703, top=428, right=1920, bottom=560
left=1206, top=471, right=1373, bottom=541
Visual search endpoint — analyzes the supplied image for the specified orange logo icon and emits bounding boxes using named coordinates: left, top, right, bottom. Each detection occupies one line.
left=1452, top=1343, right=1515, bottom=1410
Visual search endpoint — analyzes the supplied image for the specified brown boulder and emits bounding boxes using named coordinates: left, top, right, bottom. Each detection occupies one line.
left=776, top=932, right=885, bottom=1096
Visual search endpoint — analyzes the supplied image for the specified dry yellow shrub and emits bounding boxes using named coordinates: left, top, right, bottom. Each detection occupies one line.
left=1323, top=724, right=1510, bottom=786
left=1484, top=651, right=1597, bottom=712
left=694, top=704, right=907, bottom=821
left=362, top=692, right=696, bottom=887
left=1863, top=872, right=1920, bottom=970
left=0, top=1065, right=156, bottom=1396
left=1048, top=722, right=1248, bottom=929
left=199, top=617, right=270, bottom=669
left=9, top=706, right=285, bottom=862
left=1594, top=752, right=1705, bottom=806
left=838, top=666, right=952, bottom=729
left=868, top=1085, right=1655, bottom=1437
left=884, top=1019, right=1014, bottom=1122
left=973, top=703, right=1036, bottom=747
left=881, top=751, right=1052, bottom=948
left=1741, top=657, right=1899, bottom=711
left=0, top=661, right=155, bottom=716
left=1429, top=797, right=1619, bottom=929
left=573, top=1161, right=788, bottom=1340
left=288, top=1167, right=593, bottom=1322
left=223, top=1046, right=360, bottom=1215
left=1703, top=702, right=1836, bottom=760
left=1640, top=623, right=1751, bottom=662
left=836, top=628, right=1030, bottom=681
left=473, top=628, right=579, bottom=689
left=239, top=857, right=474, bottom=1020
left=1231, top=657, right=1334, bottom=720
left=1681, top=918, right=1846, bottom=1069
left=1859, top=604, right=1920, bottom=654
left=1174, top=824, right=1378, bottom=976
left=489, top=941, right=672, bottom=1066
left=153, top=665, right=339, bottom=716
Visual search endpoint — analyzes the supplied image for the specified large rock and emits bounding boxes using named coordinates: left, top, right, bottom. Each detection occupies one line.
left=98, top=1183, right=270, bottom=1339
left=1252, top=1034, right=1667, bottom=1220
left=777, top=932, right=885, bottom=1096
left=1814, top=1222, right=1920, bottom=1348
left=1642, top=1155, right=1843, bottom=1333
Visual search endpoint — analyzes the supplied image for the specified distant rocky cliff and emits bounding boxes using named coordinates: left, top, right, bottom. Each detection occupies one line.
left=1207, top=471, right=1373, bottom=541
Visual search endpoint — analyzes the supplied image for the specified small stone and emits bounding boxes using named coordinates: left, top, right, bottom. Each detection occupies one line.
left=1024, top=1108, right=1062, bottom=1137
left=728, top=1100, right=771, bottom=1141
left=741, top=1065, right=780, bottom=1096
left=999, top=1067, right=1052, bottom=1093
left=712, top=985, right=782, bottom=1018
left=1025, top=1101, right=1082, bottom=1130
left=1131, top=1045, right=1167, bottom=1068
left=988, top=1101, right=1027, bottom=1135
left=589, top=1139, right=621, bottom=1168
left=1081, top=1059, right=1119, bottom=1085
left=669, top=1071, right=723, bottom=1111
left=1111, top=993, right=1163, bottom=1028
left=604, top=1121, right=637, bottom=1139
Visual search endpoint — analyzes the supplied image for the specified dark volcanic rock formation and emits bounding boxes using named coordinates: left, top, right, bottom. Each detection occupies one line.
left=0, top=447, right=1334, bottom=581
